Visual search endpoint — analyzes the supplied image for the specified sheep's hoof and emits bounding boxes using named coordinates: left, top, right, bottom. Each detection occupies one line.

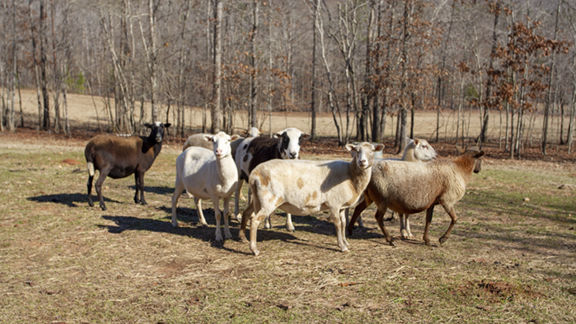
left=388, top=240, right=396, bottom=247
left=439, top=236, right=448, bottom=244
left=139, top=200, right=148, bottom=206
left=99, top=203, right=107, bottom=211
left=171, top=221, right=178, bottom=228
left=340, top=246, right=350, bottom=253
left=287, top=227, right=295, bottom=233
left=88, top=200, right=94, bottom=207
left=250, top=247, right=260, bottom=256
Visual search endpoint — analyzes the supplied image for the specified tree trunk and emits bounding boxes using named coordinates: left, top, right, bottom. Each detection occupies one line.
left=39, top=0, right=50, bottom=131
left=211, top=0, right=223, bottom=133
left=542, top=0, right=560, bottom=155
left=479, top=0, right=501, bottom=147
left=248, top=0, right=259, bottom=128
left=310, top=0, right=320, bottom=140
left=148, top=0, right=159, bottom=123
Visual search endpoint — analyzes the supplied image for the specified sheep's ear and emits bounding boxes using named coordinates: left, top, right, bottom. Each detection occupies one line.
left=204, top=135, right=214, bottom=142
left=231, top=135, right=240, bottom=141
left=164, top=123, right=171, bottom=128
left=273, top=131, right=284, bottom=138
left=374, top=144, right=385, bottom=152
left=144, top=123, right=153, bottom=128
left=413, top=138, right=419, bottom=145
left=344, top=143, right=356, bottom=152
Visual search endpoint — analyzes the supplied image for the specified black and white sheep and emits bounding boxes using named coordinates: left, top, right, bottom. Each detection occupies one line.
left=233, top=127, right=309, bottom=231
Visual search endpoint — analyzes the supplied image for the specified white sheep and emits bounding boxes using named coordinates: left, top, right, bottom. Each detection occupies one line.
left=239, top=142, right=384, bottom=256
left=347, top=147, right=484, bottom=246
left=171, top=132, right=239, bottom=242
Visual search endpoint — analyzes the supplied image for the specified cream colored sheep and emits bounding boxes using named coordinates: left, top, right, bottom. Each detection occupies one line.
left=239, top=142, right=384, bottom=256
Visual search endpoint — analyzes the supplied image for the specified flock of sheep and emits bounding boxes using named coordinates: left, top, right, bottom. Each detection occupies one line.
left=83, top=121, right=484, bottom=256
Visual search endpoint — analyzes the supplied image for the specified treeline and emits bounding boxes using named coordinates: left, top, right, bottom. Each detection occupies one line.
left=0, top=0, right=575, bottom=157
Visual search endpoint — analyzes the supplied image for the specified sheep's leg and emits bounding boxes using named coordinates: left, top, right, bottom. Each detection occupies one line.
left=375, top=208, right=395, bottom=246
left=213, top=198, right=223, bottom=242
left=223, top=197, right=233, bottom=239
left=249, top=210, right=268, bottom=256
left=171, top=181, right=185, bottom=228
left=328, top=208, right=349, bottom=252
left=405, top=214, right=414, bottom=239
left=138, top=172, right=147, bottom=205
left=87, top=173, right=94, bottom=207
left=384, top=211, right=395, bottom=222
left=340, top=210, right=350, bottom=248
left=134, top=171, right=140, bottom=204
left=439, top=205, right=457, bottom=244
left=234, top=178, right=244, bottom=221
left=194, top=197, right=208, bottom=227
left=285, top=213, right=295, bottom=232
left=423, top=206, right=435, bottom=246
left=400, top=214, right=414, bottom=240
left=95, top=167, right=110, bottom=211
left=238, top=202, right=254, bottom=243
left=347, top=194, right=371, bottom=236
left=264, top=215, right=272, bottom=229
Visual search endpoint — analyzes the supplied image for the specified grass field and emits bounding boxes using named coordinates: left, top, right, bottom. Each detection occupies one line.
left=0, top=134, right=575, bottom=323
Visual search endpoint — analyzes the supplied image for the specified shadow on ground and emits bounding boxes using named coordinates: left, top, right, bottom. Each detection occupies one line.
left=27, top=193, right=120, bottom=208
left=128, top=185, right=173, bottom=195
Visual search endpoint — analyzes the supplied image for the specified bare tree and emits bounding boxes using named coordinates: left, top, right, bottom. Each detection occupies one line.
left=211, top=0, right=223, bottom=133
left=248, top=0, right=259, bottom=129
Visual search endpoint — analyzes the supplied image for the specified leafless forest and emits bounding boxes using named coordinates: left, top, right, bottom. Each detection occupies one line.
left=1, top=0, right=575, bottom=157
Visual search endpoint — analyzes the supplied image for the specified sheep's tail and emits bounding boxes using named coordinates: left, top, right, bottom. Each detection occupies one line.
left=84, top=143, right=95, bottom=177
left=87, top=162, right=95, bottom=177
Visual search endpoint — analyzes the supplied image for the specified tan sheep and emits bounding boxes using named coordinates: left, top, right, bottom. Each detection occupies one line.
left=348, top=148, right=484, bottom=246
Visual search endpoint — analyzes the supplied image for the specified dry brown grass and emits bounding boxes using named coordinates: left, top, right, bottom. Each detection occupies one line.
left=0, top=132, right=575, bottom=322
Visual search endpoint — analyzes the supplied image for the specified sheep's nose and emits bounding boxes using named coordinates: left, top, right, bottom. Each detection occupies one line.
left=215, top=149, right=223, bottom=156
left=289, top=152, right=297, bottom=159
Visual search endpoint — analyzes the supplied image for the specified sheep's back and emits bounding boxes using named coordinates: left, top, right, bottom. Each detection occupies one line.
left=369, top=160, right=465, bottom=213
left=251, top=159, right=358, bottom=213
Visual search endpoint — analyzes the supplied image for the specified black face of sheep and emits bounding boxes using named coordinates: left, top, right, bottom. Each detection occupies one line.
left=145, top=122, right=169, bottom=143
left=85, top=122, right=171, bottom=211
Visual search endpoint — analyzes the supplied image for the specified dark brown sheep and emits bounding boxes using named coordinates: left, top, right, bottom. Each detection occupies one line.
left=84, top=122, right=171, bottom=210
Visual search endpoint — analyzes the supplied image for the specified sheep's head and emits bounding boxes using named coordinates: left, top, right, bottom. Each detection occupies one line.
left=247, top=127, right=261, bottom=138
left=413, top=138, right=437, bottom=161
left=345, top=142, right=385, bottom=170
left=205, top=132, right=239, bottom=159
left=457, top=146, right=485, bottom=173
left=470, top=149, right=485, bottom=173
left=145, top=122, right=171, bottom=143
left=274, top=128, right=309, bottom=160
